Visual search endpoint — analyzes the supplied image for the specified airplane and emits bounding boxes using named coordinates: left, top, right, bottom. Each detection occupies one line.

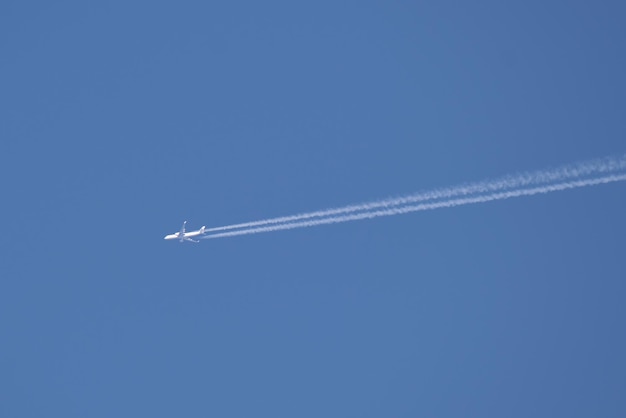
left=164, top=221, right=206, bottom=243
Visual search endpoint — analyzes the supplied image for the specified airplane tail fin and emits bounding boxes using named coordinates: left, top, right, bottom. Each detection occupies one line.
left=200, top=226, right=206, bottom=234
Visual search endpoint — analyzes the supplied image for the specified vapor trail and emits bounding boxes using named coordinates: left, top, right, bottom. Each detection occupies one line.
left=205, top=155, right=626, bottom=233
left=203, top=173, right=626, bottom=240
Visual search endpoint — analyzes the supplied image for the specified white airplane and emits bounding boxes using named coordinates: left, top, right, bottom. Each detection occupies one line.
left=164, top=221, right=206, bottom=243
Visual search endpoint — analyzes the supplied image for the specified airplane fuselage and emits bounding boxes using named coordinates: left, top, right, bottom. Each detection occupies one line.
left=164, top=230, right=204, bottom=240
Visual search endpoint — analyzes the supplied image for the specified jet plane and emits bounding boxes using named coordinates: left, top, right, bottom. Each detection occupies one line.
left=164, top=221, right=206, bottom=243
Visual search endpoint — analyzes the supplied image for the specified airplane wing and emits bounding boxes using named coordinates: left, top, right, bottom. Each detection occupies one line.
left=180, top=221, right=187, bottom=235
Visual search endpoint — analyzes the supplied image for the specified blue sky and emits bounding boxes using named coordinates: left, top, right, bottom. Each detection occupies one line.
left=2, top=1, right=625, bottom=416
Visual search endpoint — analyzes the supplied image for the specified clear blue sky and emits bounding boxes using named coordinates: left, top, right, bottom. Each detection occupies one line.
left=2, top=1, right=625, bottom=417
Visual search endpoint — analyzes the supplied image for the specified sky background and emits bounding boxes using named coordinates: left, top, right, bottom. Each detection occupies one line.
left=2, top=1, right=625, bottom=417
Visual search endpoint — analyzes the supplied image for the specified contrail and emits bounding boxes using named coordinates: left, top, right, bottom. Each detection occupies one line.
left=205, top=154, right=626, bottom=233
left=203, top=173, right=626, bottom=240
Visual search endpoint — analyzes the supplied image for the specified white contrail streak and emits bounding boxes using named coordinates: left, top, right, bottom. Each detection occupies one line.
left=203, top=173, right=626, bottom=240
left=205, top=155, right=626, bottom=233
